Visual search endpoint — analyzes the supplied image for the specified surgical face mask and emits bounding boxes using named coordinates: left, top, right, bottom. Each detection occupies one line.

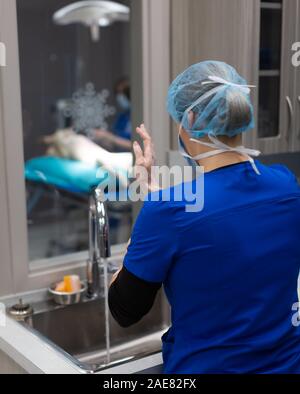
left=178, top=76, right=261, bottom=175
left=116, top=93, right=131, bottom=111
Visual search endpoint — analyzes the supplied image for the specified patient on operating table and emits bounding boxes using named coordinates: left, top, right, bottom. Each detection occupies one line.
left=43, top=128, right=133, bottom=174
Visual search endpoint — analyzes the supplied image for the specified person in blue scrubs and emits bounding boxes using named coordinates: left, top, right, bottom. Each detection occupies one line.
left=94, top=78, right=132, bottom=152
left=109, top=61, right=300, bottom=374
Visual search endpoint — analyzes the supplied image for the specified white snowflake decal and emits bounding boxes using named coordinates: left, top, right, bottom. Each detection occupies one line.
left=65, top=82, right=116, bottom=136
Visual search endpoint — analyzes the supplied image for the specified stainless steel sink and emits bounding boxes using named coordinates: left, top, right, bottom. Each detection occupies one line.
left=20, top=291, right=169, bottom=373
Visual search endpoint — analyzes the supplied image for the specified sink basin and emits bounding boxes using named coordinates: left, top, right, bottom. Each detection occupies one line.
left=20, top=291, right=169, bottom=373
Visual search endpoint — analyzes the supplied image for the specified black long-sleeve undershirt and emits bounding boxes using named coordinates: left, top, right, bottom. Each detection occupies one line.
left=108, top=267, right=162, bottom=328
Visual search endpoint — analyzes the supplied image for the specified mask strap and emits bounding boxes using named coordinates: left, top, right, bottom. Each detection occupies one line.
left=190, top=134, right=261, bottom=175
left=202, top=76, right=256, bottom=95
left=184, top=85, right=224, bottom=117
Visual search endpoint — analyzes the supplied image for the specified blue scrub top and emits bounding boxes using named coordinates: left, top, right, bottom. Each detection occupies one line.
left=124, top=161, right=300, bottom=373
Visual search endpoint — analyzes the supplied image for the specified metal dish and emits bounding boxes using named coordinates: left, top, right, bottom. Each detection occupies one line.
left=49, top=282, right=87, bottom=305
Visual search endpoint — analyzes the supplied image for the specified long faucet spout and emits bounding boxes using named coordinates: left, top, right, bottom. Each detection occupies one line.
left=87, top=186, right=111, bottom=298
left=94, top=187, right=111, bottom=259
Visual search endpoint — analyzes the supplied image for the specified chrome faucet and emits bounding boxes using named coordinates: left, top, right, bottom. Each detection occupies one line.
left=87, top=186, right=111, bottom=298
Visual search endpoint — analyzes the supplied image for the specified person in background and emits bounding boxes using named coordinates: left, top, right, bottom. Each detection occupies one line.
left=108, top=60, right=300, bottom=374
left=94, top=77, right=132, bottom=152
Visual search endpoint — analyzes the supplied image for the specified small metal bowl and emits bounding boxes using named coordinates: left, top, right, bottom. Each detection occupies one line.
left=49, top=282, right=87, bottom=305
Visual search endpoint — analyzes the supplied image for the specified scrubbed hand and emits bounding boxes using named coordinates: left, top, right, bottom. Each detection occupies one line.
left=133, top=124, right=160, bottom=194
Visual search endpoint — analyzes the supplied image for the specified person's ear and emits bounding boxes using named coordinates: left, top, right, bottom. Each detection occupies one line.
left=188, top=111, right=196, bottom=128
left=178, top=111, right=196, bottom=135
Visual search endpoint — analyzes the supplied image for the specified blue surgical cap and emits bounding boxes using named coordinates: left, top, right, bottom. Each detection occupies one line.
left=167, top=61, right=255, bottom=138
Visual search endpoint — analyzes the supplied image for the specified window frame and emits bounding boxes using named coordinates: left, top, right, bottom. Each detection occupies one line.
left=0, top=0, right=170, bottom=295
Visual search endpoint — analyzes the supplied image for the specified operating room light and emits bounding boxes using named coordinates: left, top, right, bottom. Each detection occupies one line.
left=53, top=1, right=130, bottom=42
left=99, top=17, right=111, bottom=27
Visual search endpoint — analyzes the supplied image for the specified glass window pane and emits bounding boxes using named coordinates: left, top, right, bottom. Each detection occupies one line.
left=17, top=0, right=133, bottom=262
left=258, top=1, right=282, bottom=138
left=260, top=8, right=282, bottom=70
left=258, top=76, right=280, bottom=138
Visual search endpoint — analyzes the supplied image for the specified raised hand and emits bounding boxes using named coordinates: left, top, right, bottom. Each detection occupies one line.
left=133, top=124, right=159, bottom=193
